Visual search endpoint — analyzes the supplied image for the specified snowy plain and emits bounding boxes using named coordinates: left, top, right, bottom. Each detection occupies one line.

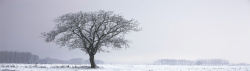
left=1, top=64, right=250, bottom=71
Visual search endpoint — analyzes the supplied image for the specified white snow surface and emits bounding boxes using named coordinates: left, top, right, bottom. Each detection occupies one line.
left=1, top=64, right=250, bottom=71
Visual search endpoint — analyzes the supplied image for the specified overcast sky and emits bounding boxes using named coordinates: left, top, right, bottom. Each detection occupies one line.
left=1, top=0, right=250, bottom=64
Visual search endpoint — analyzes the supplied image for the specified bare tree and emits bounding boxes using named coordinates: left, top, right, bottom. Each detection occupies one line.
left=42, top=10, right=141, bottom=68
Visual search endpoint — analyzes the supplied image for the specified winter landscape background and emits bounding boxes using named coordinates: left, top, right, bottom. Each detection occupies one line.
left=1, top=0, right=250, bottom=70
left=0, top=51, right=249, bottom=65
left=0, top=51, right=249, bottom=71
left=1, top=51, right=248, bottom=71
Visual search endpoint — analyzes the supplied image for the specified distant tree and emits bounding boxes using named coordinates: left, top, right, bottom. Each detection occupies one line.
left=195, top=59, right=229, bottom=65
left=32, top=55, right=39, bottom=63
left=6, top=51, right=11, bottom=63
left=0, top=51, right=4, bottom=63
left=42, top=10, right=141, bottom=68
left=196, top=60, right=202, bottom=65
left=154, top=59, right=195, bottom=65
left=20, top=52, right=25, bottom=63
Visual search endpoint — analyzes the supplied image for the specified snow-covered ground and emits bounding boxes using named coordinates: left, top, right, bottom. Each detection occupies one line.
left=1, top=64, right=250, bottom=71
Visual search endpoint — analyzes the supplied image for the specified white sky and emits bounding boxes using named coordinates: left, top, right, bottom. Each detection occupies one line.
left=1, top=0, right=250, bottom=64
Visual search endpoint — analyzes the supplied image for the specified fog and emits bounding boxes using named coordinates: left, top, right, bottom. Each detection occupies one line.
left=1, top=0, right=250, bottom=64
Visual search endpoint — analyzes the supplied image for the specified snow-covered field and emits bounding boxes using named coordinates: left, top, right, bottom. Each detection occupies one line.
left=1, top=64, right=250, bottom=71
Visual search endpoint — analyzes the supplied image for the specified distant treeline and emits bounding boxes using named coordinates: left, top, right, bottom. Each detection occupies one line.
left=38, top=57, right=104, bottom=64
left=154, top=59, right=249, bottom=65
left=0, top=51, right=104, bottom=64
left=0, top=51, right=39, bottom=63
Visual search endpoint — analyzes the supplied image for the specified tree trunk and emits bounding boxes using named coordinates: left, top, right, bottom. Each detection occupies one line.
left=89, top=54, right=96, bottom=68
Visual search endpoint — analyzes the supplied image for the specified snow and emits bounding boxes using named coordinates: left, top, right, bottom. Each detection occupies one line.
left=1, top=64, right=250, bottom=71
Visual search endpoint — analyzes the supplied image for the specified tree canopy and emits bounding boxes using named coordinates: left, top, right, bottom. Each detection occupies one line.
left=42, top=10, right=141, bottom=68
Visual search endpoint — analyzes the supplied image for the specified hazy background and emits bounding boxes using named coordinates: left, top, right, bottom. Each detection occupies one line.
left=1, top=0, right=250, bottom=64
